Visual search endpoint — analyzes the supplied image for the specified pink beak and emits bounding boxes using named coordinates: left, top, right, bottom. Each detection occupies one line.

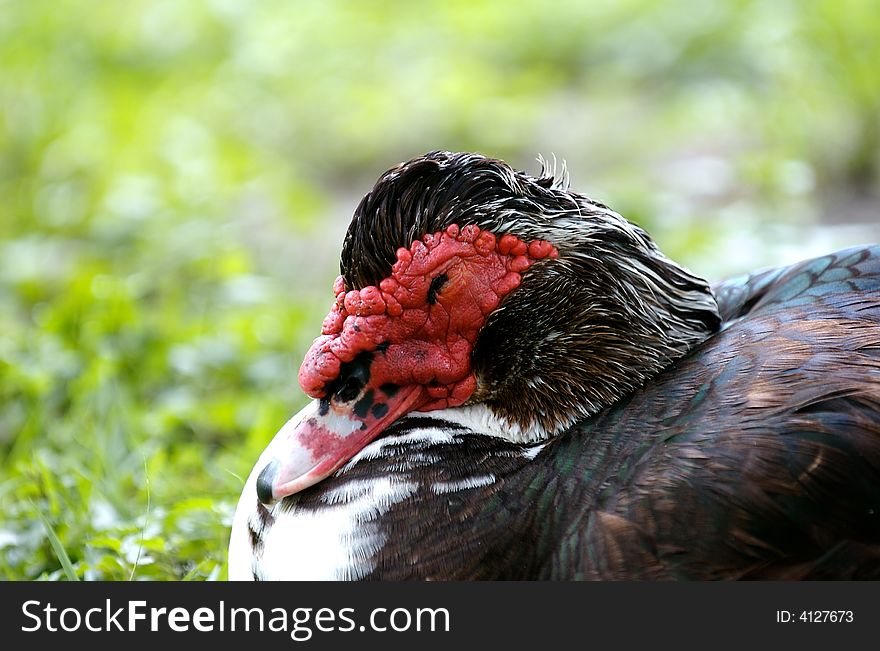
left=255, top=384, right=426, bottom=504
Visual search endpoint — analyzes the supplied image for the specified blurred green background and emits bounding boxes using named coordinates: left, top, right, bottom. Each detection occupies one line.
left=2, top=0, right=878, bottom=580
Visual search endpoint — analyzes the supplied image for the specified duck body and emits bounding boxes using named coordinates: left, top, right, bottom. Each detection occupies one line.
left=229, top=152, right=880, bottom=580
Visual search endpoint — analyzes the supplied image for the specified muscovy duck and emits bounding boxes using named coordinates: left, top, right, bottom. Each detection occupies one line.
left=228, top=151, right=880, bottom=580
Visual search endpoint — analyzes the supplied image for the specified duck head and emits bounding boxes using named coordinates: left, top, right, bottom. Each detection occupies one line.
left=256, top=151, right=721, bottom=504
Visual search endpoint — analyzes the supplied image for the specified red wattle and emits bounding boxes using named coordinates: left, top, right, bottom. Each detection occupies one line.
left=298, top=224, right=558, bottom=405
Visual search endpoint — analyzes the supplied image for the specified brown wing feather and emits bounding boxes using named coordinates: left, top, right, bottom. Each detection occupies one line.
left=550, top=305, right=880, bottom=579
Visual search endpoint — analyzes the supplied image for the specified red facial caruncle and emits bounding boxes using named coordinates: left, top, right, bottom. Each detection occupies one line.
left=255, top=223, right=558, bottom=504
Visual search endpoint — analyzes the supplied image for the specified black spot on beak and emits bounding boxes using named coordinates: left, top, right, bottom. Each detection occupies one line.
left=371, top=402, right=389, bottom=419
left=353, top=389, right=375, bottom=419
left=379, top=383, right=400, bottom=397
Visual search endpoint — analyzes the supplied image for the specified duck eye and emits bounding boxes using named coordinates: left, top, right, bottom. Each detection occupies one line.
left=329, top=352, right=372, bottom=403
left=334, top=376, right=363, bottom=403
left=427, top=273, right=449, bottom=305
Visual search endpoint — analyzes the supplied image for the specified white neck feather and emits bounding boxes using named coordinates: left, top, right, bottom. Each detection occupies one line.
left=228, top=401, right=551, bottom=581
left=422, top=403, right=559, bottom=443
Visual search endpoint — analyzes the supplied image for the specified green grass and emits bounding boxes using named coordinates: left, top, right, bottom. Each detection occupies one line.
left=1, top=0, right=878, bottom=580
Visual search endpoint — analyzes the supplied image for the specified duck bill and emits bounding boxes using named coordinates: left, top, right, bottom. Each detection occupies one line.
left=255, top=385, right=426, bottom=504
